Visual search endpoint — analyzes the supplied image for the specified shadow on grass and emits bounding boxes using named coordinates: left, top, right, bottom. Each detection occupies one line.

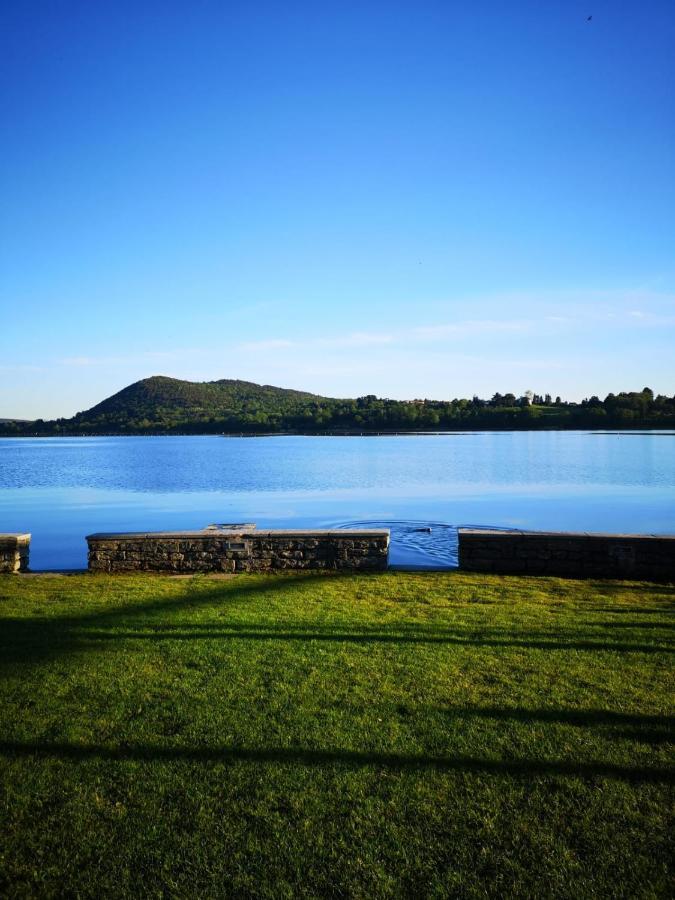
left=613, top=729, right=674, bottom=745
left=0, top=739, right=671, bottom=784
left=1, top=574, right=673, bottom=673
left=0, top=574, right=332, bottom=667
left=1, top=606, right=673, bottom=675
left=79, top=629, right=674, bottom=654
left=433, top=706, right=675, bottom=749
left=434, top=705, right=675, bottom=730
left=590, top=582, right=675, bottom=597
left=591, top=606, right=674, bottom=615
left=597, top=621, right=675, bottom=629
left=2, top=620, right=673, bottom=666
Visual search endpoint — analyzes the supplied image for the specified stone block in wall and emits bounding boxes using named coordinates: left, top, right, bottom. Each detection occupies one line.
left=0, top=534, right=30, bottom=573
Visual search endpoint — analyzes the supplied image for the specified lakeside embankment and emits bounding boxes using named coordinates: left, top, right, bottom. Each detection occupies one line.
left=7, top=528, right=675, bottom=580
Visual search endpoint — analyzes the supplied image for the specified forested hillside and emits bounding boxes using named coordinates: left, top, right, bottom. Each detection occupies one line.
left=1, top=379, right=673, bottom=434
left=67, top=377, right=326, bottom=432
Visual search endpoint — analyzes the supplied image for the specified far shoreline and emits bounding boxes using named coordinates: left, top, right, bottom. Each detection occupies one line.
left=2, top=428, right=675, bottom=438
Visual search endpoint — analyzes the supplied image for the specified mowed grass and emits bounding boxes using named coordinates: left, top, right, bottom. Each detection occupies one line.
left=0, top=572, right=673, bottom=899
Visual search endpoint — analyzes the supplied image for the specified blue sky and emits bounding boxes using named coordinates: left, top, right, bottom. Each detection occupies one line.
left=1, top=0, right=674, bottom=418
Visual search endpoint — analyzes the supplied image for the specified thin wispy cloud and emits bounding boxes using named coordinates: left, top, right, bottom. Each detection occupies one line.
left=337, top=332, right=394, bottom=347
left=237, top=315, right=567, bottom=356
left=59, top=349, right=201, bottom=367
left=238, top=339, right=294, bottom=352
left=232, top=299, right=675, bottom=362
left=412, top=319, right=533, bottom=340
left=239, top=332, right=394, bottom=352
left=60, top=356, right=106, bottom=367
left=623, top=310, right=675, bottom=326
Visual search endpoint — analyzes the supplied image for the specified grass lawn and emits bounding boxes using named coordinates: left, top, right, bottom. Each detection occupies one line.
left=0, top=571, right=673, bottom=898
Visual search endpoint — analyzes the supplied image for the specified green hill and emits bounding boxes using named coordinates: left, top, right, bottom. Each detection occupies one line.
left=68, top=376, right=331, bottom=432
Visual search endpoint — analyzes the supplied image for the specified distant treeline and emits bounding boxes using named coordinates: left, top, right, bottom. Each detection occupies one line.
left=1, top=378, right=674, bottom=435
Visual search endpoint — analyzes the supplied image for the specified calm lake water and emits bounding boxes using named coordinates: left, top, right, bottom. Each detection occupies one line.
left=1, top=433, right=674, bottom=570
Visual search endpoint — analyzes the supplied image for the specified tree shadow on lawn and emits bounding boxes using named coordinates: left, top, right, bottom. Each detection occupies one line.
left=0, top=738, right=671, bottom=784
left=434, top=706, right=675, bottom=750
left=591, top=605, right=674, bottom=615
left=596, top=621, right=674, bottom=629
left=433, top=705, right=675, bottom=730
left=79, top=628, right=674, bottom=654
left=1, top=574, right=673, bottom=671
left=0, top=573, right=332, bottom=668
left=2, top=620, right=673, bottom=670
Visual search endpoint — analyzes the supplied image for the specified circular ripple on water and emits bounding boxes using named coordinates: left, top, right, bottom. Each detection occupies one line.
left=331, top=520, right=518, bottom=570
left=330, top=519, right=456, bottom=569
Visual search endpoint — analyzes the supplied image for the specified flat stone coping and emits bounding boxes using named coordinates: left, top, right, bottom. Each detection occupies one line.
left=206, top=523, right=256, bottom=531
left=87, top=529, right=390, bottom=540
left=458, top=528, right=675, bottom=540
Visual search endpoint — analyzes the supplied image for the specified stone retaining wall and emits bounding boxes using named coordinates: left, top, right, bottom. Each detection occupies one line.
left=0, top=534, right=30, bottom=573
left=87, top=528, right=389, bottom=574
left=458, top=528, right=675, bottom=580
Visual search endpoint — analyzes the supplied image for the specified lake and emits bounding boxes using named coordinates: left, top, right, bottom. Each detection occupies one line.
left=1, top=432, right=674, bottom=570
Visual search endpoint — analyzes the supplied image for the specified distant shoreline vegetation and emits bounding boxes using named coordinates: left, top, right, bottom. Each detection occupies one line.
left=1, top=377, right=673, bottom=436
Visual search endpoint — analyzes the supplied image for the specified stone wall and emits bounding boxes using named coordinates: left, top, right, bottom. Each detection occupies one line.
left=0, top=534, right=30, bottom=573
left=458, top=528, right=675, bottom=580
left=87, top=527, right=389, bottom=574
